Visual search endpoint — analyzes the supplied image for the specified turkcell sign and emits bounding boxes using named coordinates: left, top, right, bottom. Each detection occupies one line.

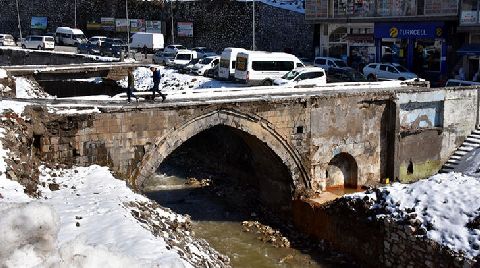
left=374, top=22, right=445, bottom=39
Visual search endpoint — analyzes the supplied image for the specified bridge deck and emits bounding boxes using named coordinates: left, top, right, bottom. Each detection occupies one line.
left=3, top=62, right=143, bottom=76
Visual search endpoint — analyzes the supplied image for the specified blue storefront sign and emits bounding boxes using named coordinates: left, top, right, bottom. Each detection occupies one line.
left=374, top=22, right=445, bottom=39
left=31, top=17, right=48, bottom=30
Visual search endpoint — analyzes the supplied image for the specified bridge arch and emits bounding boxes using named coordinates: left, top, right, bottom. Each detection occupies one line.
left=132, top=109, right=310, bottom=195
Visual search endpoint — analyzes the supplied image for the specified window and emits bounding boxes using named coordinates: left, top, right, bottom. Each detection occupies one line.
left=220, top=58, right=229, bottom=68
left=31, top=36, right=42, bottom=41
left=251, top=61, right=294, bottom=71
left=327, top=60, right=335, bottom=66
left=379, top=65, right=388, bottom=71
left=236, top=57, right=247, bottom=71
left=176, top=54, right=192, bottom=60
left=45, top=37, right=54, bottom=42
left=387, top=66, right=398, bottom=73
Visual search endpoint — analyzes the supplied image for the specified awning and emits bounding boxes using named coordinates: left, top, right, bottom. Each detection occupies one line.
left=457, top=44, right=480, bottom=56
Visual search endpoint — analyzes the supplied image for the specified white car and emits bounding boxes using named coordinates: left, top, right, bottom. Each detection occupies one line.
left=21, top=35, right=55, bottom=50
left=313, top=57, right=348, bottom=71
left=89, top=36, right=107, bottom=46
left=191, top=56, right=220, bottom=76
left=172, top=50, right=198, bottom=68
left=163, top=44, right=186, bottom=54
left=192, top=47, right=217, bottom=58
left=273, top=67, right=326, bottom=87
left=152, top=51, right=176, bottom=66
left=0, top=34, right=15, bottom=46
left=363, top=63, right=417, bottom=81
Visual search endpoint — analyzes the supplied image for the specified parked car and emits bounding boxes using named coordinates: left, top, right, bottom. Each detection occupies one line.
left=445, top=79, right=480, bottom=87
left=77, top=41, right=100, bottom=55
left=55, top=27, right=87, bottom=46
left=21, top=35, right=55, bottom=50
left=362, top=63, right=417, bottom=81
left=191, top=56, right=220, bottom=76
left=172, top=50, right=198, bottom=68
left=0, top=34, right=16, bottom=46
left=313, top=57, right=348, bottom=71
left=164, top=44, right=186, bottom=54
left=192, top=47, right=217, bottom=58
left=327, top=67, right=367, bottom=83
left=99, top=38, right=127, bottom=57
left=89, top=36, right=107, bottom=46
left=152, top=51, right=176, bottom=65
left=273, top=67, right=326, bottom=87
left=178, top=58, right=200, bottom=74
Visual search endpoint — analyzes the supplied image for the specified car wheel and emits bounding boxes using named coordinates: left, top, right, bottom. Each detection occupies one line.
left=262, top=79, right=273, bottom=86
left=0, top=42, right=3, bottom=46
left=38, top=45, right=43, bottom=50
left=21, top=44, right=26, bottom=49
left=398, top=77, right=406, bottom=81
left=367, top=74, right=377, bottom=81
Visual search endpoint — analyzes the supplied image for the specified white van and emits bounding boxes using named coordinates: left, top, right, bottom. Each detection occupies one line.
left=21, top=35, right=55, bottom=50
left=234, top=51, right=304, bottom=86
left=218, top=47, right=247, bottom=80
left=172, top=50, right=198, bottom=68
left=130, top=32, right=164, bottom=52
left=55, top=27, right=86, bottom=46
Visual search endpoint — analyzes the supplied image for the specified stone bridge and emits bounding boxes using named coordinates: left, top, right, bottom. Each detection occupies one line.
left=35, top=85, right=478, bottom=212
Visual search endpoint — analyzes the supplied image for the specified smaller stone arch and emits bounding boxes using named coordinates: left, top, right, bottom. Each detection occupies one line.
left=326, top=152, right=358, bottom=189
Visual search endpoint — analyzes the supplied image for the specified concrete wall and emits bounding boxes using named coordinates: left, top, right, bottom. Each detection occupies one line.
left=0, top=48, right=110, bottom=65
left=394, top=88, right=478, bottom=182
left=0, top=0, right=314, bottom=58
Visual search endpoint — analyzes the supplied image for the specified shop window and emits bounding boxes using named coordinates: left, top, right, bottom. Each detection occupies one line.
left=329, top=27, right=347, bottom=42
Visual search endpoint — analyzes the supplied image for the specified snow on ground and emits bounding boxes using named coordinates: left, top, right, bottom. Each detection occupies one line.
left=0, top=69, right=7, bottom=79
left=15, top=77, right=53, bottom=99
left=348, top=173, right=480, bottom=259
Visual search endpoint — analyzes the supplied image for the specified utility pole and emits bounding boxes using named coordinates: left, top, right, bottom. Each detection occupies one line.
left=126, top=0, right=130, bottom=54
left=170, top=0, right=175, bottom=44
left=74, top=0, right=77, bottom=28
left=252, top=0, right=255, bottom=50
left=15, top=0, right=22, bottom=42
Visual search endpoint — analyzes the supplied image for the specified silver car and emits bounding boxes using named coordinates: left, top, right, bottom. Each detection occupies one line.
left=0, top=34, right=16, bottom=46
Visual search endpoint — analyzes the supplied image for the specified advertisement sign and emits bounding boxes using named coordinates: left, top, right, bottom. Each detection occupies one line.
left=374, top=22, right=445, bottom=39
left=115, top=19, right=128, bottom=32
left=146, top=21, right=162, bottom=33
left=31, top=17, right=48, bottom=30
left=461, top=11, right=478, bottom=25
left=101, top=17, right=115, bottom=31
left=87, top=19, right=101, bottom=30
left=129, top=19, right=145, bottom=33
left=177, top=22, right=193, bottom=37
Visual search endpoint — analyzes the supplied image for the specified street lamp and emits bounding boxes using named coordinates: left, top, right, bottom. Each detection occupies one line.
left=252, top=0, right=255, bottom=51
left=126, top=0, right=130, bottom=54
left=74, top=0, right=77, bottom=28
left=15, top=0, right=22, bottom=42
left=170, top=0, right=175, bottom=44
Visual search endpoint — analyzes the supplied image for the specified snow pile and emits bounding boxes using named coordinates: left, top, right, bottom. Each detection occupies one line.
left=0, top=69, right=7, bottom=79
left=349, top=173, right=480, bottom=259
left=15, top=77, right=52, bottom=99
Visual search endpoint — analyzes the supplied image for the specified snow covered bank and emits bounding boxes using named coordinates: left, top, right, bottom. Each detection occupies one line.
left=348, top=173, right=480, bottom=259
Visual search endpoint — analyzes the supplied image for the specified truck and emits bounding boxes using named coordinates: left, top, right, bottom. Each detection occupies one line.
left=130, top=32, right=164, bottom=53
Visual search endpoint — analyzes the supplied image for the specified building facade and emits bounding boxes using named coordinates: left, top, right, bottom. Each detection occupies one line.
left=305, top=0, right=459, bottom=84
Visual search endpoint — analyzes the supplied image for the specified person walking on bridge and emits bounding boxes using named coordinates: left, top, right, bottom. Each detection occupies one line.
left=150, top=66, right=166, bottom=102
left=127, top=67, right=139, bottom=103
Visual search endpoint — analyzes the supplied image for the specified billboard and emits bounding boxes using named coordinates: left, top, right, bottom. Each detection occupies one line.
left=101, top=17, right=115, bottom=31
left=115, top=19, right=128, bottom=32
left=87, top=19, right=101, bottom=30
left=146, top=21, right=162, bottom=33
left=177, top=22, right=193, bottom=37
left=129, top=19, right=145, bottom=33
left=31, top=17, right=48, bottom=30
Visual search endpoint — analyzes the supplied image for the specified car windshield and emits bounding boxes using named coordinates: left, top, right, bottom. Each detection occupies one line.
left=176, top=45, right=186, bottom=50
left=334, top=60, right=347, bottom=67
left=282, top=70, right=300, bottom=80
left=4, top=35, right=13, bottom=41
left=74, top=34, right=85, bottom=40
left=200, top=58, right=213, bottom=64
left=395, top=65, right=409, bottom=72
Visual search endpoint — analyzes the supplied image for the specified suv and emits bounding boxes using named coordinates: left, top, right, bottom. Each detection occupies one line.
left=363, top=63, right=417, bottom=81
left=99, top=38, right=127, bottom=57
left=164, top=44, right=186, bottom=54
left=0, top=34, right=15, bottom=46
left=314, top=57, right=348, bottom=71
left=21, top=35, right=55, bottom=50
left=327, top=67, right=367, bottom=83
left=273, top=67, right=326, bottom=87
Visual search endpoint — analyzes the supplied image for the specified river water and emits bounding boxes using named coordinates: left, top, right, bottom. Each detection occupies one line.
left=145, top=173, right=355, bottom=268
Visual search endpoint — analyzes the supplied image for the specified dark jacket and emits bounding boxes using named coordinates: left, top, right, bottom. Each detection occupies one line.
left=128, top=72, right=134, bottom=89
left=152, top=70, right=161, bottom=84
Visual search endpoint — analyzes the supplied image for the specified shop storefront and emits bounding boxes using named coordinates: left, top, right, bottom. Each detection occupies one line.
left=374, top=22, right=447, bottom=81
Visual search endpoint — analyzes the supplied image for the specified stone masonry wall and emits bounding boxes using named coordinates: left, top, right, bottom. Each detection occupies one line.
left=0, top=0, right=314, bottom=57
left=292, top=198, right=476, bottom=268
